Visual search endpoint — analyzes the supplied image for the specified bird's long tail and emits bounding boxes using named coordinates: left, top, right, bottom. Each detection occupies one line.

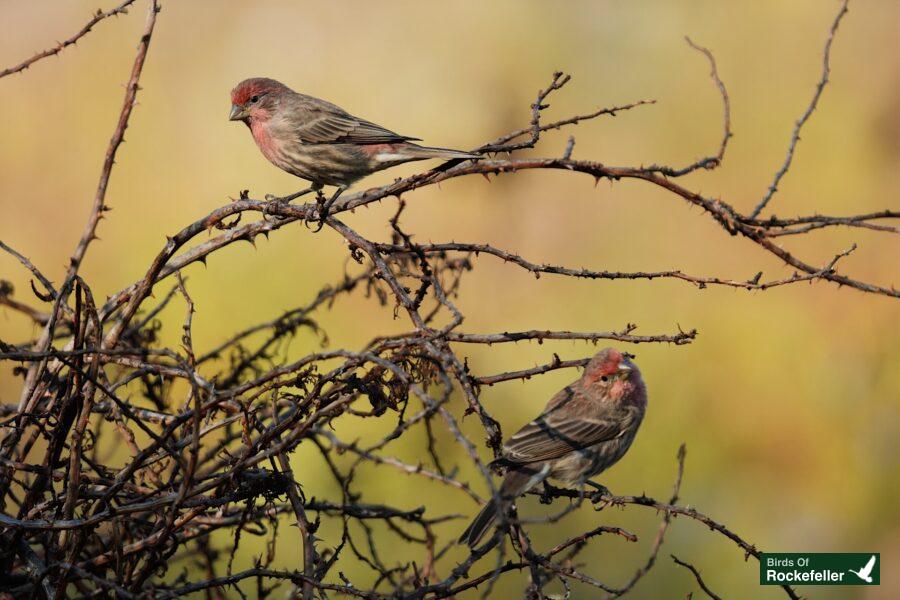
left=458, top=469, right=535, bottom=548
left=400, top=143, right=481, bottom=160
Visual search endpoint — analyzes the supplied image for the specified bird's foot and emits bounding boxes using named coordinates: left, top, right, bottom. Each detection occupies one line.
left=309, top=185, right=347, bottom=232
left=303, top=189, right=328, bottom=230
left=539, top=482, right=563, bottom=505
left=586, top=481, right=618, bottom=509
left=261, top=194, right=292, bottom=222
left=586, top=481, right=612, bottom=497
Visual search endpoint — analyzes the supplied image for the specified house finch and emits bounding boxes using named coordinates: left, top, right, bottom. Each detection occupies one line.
left=459, top=348, right=647, bottom=548
left=229, top=77, right=481, bottom=217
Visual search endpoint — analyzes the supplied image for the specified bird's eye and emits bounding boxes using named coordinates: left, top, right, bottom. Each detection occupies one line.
left=249, top=95, right=260, bottom=103
left=600, top=375, right=609, bottom=382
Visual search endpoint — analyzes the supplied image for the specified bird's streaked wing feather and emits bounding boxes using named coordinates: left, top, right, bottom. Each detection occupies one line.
left=502, top=414, right=623, bottom=464
left=293, top=100, right=419, bottom=145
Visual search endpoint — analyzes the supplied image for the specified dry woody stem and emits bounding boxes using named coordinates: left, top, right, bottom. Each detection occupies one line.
left=0, top=0, right=892, bottom=597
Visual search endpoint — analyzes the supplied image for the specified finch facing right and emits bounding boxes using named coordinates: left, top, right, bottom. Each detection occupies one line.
left=459, top=348, right=647, bottom=548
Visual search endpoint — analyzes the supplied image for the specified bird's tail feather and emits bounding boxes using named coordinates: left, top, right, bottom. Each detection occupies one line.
left=458, top=500, right=499, bottom=548
left=403, top=143, right=481, bottom=160
left=458, top=469, right=536, bottom=548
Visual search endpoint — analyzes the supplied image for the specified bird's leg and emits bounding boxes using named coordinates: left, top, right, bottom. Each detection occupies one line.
left=262, top=185, right=319, bottom=222
left=586, top=481, right=619, bottom=510
left=539, top=481, right=562, bottom=505
left=585, top=480, right=612, bottom=497
left=303, top=188, right=328, bottom=229
left=264, top=185, right=317, bottom=204
left=310, top=184, right=348, bottom=232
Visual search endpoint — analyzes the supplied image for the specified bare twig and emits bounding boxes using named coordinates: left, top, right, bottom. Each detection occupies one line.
left=750, top=0, right=851, bottom=218
left=671, top=555, right=723, bottom=600
left=0, top=0, right=140, bottom=79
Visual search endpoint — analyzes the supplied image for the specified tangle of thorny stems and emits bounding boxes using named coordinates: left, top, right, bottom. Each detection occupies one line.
left=0, top=0, right=894, bottom=597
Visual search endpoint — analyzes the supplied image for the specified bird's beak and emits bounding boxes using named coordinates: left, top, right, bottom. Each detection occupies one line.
left=617, top=363, right=633, bottom=378
left=229, top=104, right=246, bottom=121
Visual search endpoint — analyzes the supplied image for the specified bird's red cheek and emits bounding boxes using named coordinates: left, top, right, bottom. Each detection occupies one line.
left=249, top=107, right=271, bottom=122
left=610, top=380, right=629, bottom=400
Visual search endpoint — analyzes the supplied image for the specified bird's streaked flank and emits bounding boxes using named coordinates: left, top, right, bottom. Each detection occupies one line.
left=229, top=77, right=481, bottom=223
left=459, top=348, right=648, bottom=548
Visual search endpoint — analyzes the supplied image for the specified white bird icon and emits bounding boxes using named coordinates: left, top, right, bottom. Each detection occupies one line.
left=848, top=555, right=877, bottom=583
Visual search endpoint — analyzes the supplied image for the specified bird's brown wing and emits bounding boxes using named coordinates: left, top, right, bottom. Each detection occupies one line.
left=501, top=414, right=625, bottom=464
left=292, top=97, right=420, bottom=145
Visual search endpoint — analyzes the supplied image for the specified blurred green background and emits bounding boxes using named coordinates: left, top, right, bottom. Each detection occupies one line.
left=1, top=1, right=898, bottom=598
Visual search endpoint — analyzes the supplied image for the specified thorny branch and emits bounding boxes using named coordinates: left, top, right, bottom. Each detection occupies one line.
left=0, top=0, right=894, bottom=597
left=671, top=555, right=723, bottom=600
left=750, top=0, right=851, bottom=218
left=0, top=0, right=140, bottom=79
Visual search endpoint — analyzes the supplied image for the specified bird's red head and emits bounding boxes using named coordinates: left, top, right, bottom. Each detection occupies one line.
left=584, top=348, right=625, bottom=383
left=583, top=348, right=643, bottom=404
left=229, top=78, right=290, bottom=123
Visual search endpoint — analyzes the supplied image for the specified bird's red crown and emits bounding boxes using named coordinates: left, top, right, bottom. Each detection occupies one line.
left=585, top=348, right=624, bottom=382
left=231, top=78, right=286, bottom=106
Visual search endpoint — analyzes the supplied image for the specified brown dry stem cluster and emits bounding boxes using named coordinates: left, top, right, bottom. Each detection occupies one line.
left=0, top=0, right=892, bottom=598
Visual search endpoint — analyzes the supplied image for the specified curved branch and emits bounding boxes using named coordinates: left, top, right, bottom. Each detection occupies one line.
left=0, top=0, right=140, bottom=79
left=750, top=0, right=851, bottom=218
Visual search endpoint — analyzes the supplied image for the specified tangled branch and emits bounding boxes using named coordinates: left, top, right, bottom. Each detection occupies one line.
left=0, top=0, right=894, bottom=597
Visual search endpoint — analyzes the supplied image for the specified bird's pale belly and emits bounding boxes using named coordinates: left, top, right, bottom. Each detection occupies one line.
left=270, top=143, right=383, bottom=187
left=548, top=431, right=636, bottom=485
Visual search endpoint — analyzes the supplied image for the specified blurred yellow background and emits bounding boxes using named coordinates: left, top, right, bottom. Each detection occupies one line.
left=1, top=1, right=898, bottom=598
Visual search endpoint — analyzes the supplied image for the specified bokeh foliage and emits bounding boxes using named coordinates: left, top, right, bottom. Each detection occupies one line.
left=1, top=1, right=898, bottom=598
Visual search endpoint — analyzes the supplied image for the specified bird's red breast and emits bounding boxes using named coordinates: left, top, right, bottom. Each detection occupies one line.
left=249, top=115, right=278, bottom=157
